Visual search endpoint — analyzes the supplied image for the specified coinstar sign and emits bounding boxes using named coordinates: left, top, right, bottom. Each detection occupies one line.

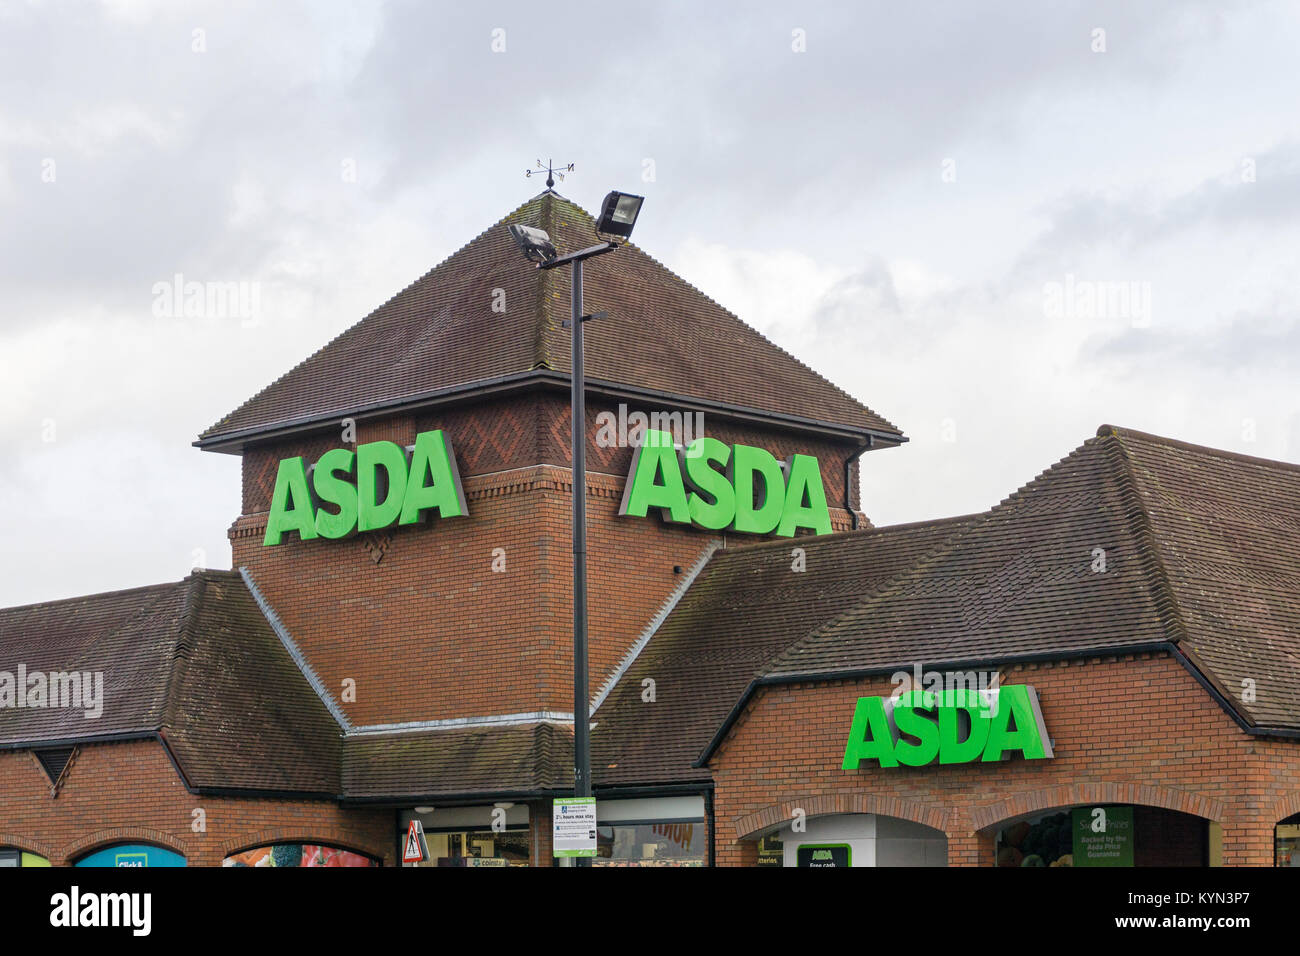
left=841, top=686, right=1053, bottom=770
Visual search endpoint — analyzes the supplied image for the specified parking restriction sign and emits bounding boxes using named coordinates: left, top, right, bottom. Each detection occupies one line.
left=552, top=797, right=597, bottom=858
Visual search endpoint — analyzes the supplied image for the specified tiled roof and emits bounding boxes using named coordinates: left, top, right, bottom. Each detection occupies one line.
left=1108, top=426, right=1300, bottom=728
left=197, top=191, right=902, bottom=447
left=591, top=516, right=976, bottom=786
left=342, top=722, right=573, bottom=801
left=0, top=570, right=342, bottom=795
left=762, top=425, right=1300, bottom=729
left=599, top=424, right=1300, bottom=782
left=765, top=427, right=1176, bottom=679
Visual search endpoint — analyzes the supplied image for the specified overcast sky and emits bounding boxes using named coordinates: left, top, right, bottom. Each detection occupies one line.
left=3, top=0, right=1298, bottom=605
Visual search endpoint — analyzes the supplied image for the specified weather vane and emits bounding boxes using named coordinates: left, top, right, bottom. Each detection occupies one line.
left=526, top=158, right=574, bottom=190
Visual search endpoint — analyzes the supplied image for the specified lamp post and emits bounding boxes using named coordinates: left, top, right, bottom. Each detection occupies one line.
left=508, top=190, right=644, bottom=867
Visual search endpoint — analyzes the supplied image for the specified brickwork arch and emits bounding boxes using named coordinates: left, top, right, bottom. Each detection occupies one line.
left=219, top=827, right=389, bottom=864
left=733, top=793, right=951, bottom=841
left=0, top=831, right=55, bottom=862
left=62, top=826, right=190, bottom=865
left=1267, top=790, right=1300, bottom=824
left=970, top=781, right=1226, bottom=833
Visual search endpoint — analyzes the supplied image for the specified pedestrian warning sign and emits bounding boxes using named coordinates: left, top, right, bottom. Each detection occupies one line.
left=403, top=819, right=428, bottom=864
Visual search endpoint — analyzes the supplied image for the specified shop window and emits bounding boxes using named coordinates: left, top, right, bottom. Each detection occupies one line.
left=996, top=805, right=1207, bottom=867
left=76, top=844, right=186, bottom=868
left=0, top=848, right=50, bottom=867
left=223, top=844, right=378, bottom=867
left=756, top=832, right=784, bottom=867
left=593, top=820, right=705, bottom=867
left=1275, top=814, right=1300, bottom=866
left=416, top=827, right=530, bottom=867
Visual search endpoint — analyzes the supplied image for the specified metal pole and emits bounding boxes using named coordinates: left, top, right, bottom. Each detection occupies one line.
left=571, top=257, right=591, bottom=866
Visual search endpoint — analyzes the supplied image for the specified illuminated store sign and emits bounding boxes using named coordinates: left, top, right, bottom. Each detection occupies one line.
left=841, top=686, right=1053, bottom=769
left=264, top=429, right=468, bottom=546
left=619, top=429, right=832, bottom=537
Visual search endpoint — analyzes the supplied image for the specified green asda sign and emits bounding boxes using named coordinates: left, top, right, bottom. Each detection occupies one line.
left=841, top=686, right=1053, bottom=770
left=618, top=429, right=832, bottom=537
left=263, top=429, right=468, bottom=546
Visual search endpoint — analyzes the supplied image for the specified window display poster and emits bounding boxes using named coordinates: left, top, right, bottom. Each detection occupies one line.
left=1072, top=806, right=1134, bottom=867
left=76, top=844, right=187, bottom=867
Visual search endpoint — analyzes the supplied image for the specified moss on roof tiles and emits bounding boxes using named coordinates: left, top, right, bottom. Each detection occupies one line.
left=198, top=191, right=901, bottom=445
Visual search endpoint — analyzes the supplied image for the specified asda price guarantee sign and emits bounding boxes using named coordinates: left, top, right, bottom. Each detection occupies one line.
left=619, top=429, right=832, bottom=538
left=263, top=429, right=468, bottom=546
left=841, top=686, right=1053, bottom=770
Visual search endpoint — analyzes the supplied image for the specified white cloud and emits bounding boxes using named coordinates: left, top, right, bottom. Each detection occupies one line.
left=3, top=0, right=1300, bottom=603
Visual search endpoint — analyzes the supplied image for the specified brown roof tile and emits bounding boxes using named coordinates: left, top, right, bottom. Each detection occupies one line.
left=760, top=425, right=1300, bottom=730
left=1105, top=426, right=1300, bottom=729
left=604, top=425, right=1300, bottom=781
left=0, top=570, right=342, bottom=795
left=198, top=192, right=901, bottom=447
left=591, top=517, right=975, bottom=786
left=765, top=429, right=1175, bottom=680
left=342, top=722, right=573, bottom=801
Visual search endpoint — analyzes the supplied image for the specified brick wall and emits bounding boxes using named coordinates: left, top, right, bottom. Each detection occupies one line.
left=232, top=391, right=870, bottom=727
left=709, top=652, right=1297, bottom=866
left=0, top=740, right=391, bottom=867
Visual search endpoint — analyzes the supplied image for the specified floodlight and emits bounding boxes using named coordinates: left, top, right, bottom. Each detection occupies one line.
left=507, top=224, right=558, bottom=264
left=595, top=191, right=644, bottom=240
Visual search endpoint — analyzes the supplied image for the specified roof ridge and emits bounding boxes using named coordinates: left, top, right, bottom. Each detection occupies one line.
left=711, top=511, right=982, bottom=559
left=1098, top=429, right=1262, bottom=727
left=759, top=432, right=1144, bottom=680
left=534, top=193, right=559, bottom=370
left=1098, top=431, right=1192, bottom=648
left=238, top=566, right=351, bottom=732
left=159, top=571, right=206, bottom=731
left=537, top=193, right=902, bottom=437
left=200, top=192, right=552, bottom=438
left=50, top=579, right=185, bottom=705
left=1099, top=423, right=1300, bottom=475
left=0, top=579, right=178, bottom=615
left=590, top=538, right=722, bottom=717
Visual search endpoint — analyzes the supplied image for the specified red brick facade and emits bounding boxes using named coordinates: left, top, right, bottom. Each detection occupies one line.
left=0, top=388, right=865, bottom=866
left=0, top=740, right=392, bottom=866
left=709, top=651, right=1300, bottom=866
left=231, top=393, right=865, bottom=726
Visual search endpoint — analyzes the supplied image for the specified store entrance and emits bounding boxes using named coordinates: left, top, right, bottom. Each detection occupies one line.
left=994, top=805, right=1213, bottom=867
left=770, top=813, right=947, bottom=866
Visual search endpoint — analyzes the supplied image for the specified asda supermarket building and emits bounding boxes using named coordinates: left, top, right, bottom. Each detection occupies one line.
left=5, top=190, right=1300, bottom=869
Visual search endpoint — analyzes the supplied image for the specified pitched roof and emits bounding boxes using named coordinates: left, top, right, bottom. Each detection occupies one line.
left=598, top=424, right=1300, bottom=780
left=342, top=722, right=573, bottom=802
left=1106, top=426, right=1300, bottom=728
left=197, top=191, right=902, bottom=448
left=764, top=427, right=1176, bottom=680
left=591, top=516, right=976, bottom=787
left=0, top=570, right=342, bottom=795
left=756, top=425, right=1300, bottom=731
